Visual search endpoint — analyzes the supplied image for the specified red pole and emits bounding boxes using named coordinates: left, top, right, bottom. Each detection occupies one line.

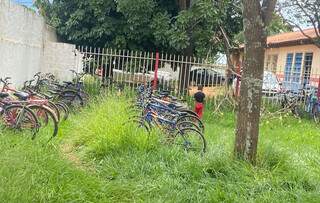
left=317, top=76, right=320, bottom=99
left=153, top=52, right=160, bottom=90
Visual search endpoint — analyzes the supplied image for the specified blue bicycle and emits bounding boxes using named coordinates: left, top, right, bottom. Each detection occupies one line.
left=128, top=84, right=207, bottom=153
left=305, top=88, right=320, bottom=123
left=142, top=103, right=207, bottom=153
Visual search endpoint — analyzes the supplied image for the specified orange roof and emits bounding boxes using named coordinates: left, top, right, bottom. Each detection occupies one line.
left=267, top=28, right=317, bottom=46
left=238, top=28, right=318, bottom=49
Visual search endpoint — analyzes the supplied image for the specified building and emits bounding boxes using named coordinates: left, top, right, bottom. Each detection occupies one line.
left=232, top=28, right=320, bottom=91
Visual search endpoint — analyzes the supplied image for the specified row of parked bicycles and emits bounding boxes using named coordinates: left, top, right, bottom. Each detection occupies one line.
left=0, top=70, right=89, bottom=140
left=127, top=83, right=207, bottom=154
left=277, top=88, right=320, bottom=123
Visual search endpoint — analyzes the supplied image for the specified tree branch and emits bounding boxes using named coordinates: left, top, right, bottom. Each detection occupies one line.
left=293, top=0, right=320, bottom=38
left=261, top=0, right=277, bottom=26
left=278, top=11, right=320, bottom=49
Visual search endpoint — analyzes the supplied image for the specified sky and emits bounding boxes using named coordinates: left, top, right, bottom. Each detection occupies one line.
left=14, top=0, right=34, bottom=7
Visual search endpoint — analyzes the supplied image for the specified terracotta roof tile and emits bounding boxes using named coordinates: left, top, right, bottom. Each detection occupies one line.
left=267, top=28, right=317, bottom=45
left=238, top=28, right=318, bottom=49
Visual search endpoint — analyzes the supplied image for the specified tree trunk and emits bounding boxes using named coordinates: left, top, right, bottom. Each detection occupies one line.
left=177, top=0, right=193, bottom=95
left=234, top=0, right=268, bottom=163
left=179, top=44, right=193, bottom=95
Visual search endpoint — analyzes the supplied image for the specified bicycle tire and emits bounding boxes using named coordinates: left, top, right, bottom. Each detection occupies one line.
left=57, top=90, right=84, bottom=109
left=126, top=118, right=151, bottom=134
left=2, top=104, right=39, bottom=139
left=174, top=127, right=207, bottom=154
left=27, top=104, right=59, bottom=138
left=312, top=105, right=320, bottom=124
left=177, top=115, right=205, bottom=133
left=55, top=102, right=69, bottom=121
left=176, top=121, right=202, bottom=132
left=178, top=109, right=198, bottom=117
left=47, top=101, right=61, bottom=122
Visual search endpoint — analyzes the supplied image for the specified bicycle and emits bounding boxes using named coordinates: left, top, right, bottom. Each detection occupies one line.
left=1, top=78, right=59, bottom=138
left=305, top=88, right=320, bottom=123
left=129, top=84, right=207, bottom=154
left=0, top=92, right=39, bottom=139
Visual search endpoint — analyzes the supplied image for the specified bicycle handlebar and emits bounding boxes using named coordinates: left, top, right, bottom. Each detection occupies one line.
left=0, top=77, right=11, bottom=85
left=34, top=72, right=41, bottom=76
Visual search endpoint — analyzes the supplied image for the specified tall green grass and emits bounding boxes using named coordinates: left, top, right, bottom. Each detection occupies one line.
left=0, top=92, right=320, bottom=202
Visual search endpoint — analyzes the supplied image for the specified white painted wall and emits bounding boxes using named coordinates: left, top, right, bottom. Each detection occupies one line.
left=42, top=42, right=83, bottom=82
left=0, top=0, right=80, bottom=86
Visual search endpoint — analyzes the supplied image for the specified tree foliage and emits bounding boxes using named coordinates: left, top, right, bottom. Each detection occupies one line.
left=234, top=13, right=292, bottom=44
left=35, top=0, right=242, bottom=58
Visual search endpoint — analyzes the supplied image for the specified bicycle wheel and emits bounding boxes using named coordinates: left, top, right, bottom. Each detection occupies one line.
left=291, top=102, right=304, bottom=118
left=174, top=127, right=207, bottom=154
left=176, top=121, right=202, bottom=132
left=312, top=105, right=320, bottom=124
left=2, top=105, right=39, bottom=139
left=178, top=109, right=198, bottom=117
left=58, top=90, right=84, bottom=109
left=177, top=115, right=205, bottom=133
left=126, top=117, right=151, bottom=134
left=55, top=102, right=69, bottom=121
left=28, top=104, right=59, bottom=138
left=80, top=91, right=90, bottom=104
left=47, top=101, right=61, bottom=122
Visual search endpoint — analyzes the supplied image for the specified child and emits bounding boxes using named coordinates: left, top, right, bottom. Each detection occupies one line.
left=194, top=85, right=205, bottom=119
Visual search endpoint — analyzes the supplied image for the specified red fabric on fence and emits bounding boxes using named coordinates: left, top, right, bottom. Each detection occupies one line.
left=153, top=52, right=160, bottom=90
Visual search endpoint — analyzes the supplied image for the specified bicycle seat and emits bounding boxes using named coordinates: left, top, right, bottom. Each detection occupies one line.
left=63, top=81, right=73, bottom=85
left=14, top=92, right=29, bottom=101
left=0, top=92, right=9, bottom=98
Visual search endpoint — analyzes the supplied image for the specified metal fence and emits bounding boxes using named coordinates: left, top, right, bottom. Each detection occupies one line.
left=74, top=46, right=320, bottom=109
left=259, top=70, right=320, bottom=107
left=75, top=46, right=228, bottom=98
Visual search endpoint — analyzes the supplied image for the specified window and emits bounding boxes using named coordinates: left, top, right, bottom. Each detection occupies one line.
left=292, top=53, right=303, bottom=83
left=302, top=53, right=313, bottom=87
left=283, top=53, right=312, bottom=91
left=284, top=53, right=294, bottom=82
left=265, top=54, right=278, bottom=73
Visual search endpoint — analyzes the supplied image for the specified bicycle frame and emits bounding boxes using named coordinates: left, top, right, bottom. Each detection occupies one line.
left=2, top=86, right=49, bottom=106
left=0, top=100, right=30, bottom=128
left=142, top=103, right=181, bottom=133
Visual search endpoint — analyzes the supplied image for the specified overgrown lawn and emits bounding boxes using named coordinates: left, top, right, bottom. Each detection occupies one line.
left=1, top=93, right=320, bottom=202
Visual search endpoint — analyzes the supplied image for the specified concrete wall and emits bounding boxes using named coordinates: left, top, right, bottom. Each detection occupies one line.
left=42, top=42, right=83, bottom=82
left=0, top=0, right=79, bottom=86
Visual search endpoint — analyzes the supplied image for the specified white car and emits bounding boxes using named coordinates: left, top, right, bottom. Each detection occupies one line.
left=233, top=71, right=282, bottom=96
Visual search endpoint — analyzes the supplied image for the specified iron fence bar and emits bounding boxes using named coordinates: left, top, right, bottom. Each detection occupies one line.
left=133, top=50, right=138, bottom=89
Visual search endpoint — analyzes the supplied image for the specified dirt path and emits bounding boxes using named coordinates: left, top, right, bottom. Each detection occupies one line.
left=60, top=143, right=94, bottom=172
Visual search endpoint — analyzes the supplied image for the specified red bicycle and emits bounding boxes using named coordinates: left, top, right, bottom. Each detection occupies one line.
left=1, top=78, right=59, bottom=138
left=0, top=92, right=39, bottom=139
